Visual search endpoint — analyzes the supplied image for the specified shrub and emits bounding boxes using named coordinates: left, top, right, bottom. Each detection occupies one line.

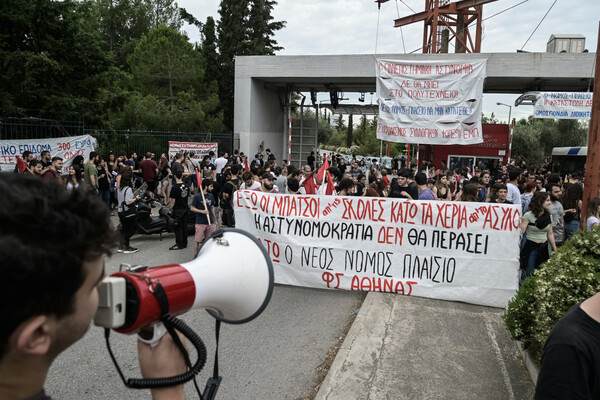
left=503, top=228, right=600, bottom=361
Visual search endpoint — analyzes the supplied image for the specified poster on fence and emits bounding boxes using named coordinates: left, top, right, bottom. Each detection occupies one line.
left=0, top=135, right=97, bottom=174
left=235, top=191, right=521, bottom=308
left=168, top=141, right=218, bottom=163
left=376, top=59, right=486, bottom=145
left=534, top=91, right=593, bottom=119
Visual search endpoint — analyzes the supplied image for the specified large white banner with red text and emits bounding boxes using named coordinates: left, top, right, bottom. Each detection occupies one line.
left=0, top=135, right=97, bottom=174
left=376, top=59, right=486, bottom=145
left=235, top=191, right=520, bottom=308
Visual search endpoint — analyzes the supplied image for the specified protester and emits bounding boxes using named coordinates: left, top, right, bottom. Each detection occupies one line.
left=307, top=151, right=315, bottom=170
left=506, top=167, right=521, bottom=206
left=546, top=183, right=565, bottom=248
left=489, top=183, right=511, bottom=204
left=84, top=152, right=100, bottom=194
left=459, top=183, right=479, bottom=202
left=520, top=181, right=537, bottom=214
left=117, top=171, right=140, bottom=254
left=255, top=173, right=279, bottom=193
left=337, top=178, right=356, bottom=196
left=13, top=151, right=33, bottom=174
left=97, top=158, right=111, bottom=209
left=27, top=160, right=43, bottom=177
left=520, top=191, right=556, bottom=282
left=42, top=156, right=63, bottom=183
left=158, top=155, right=172, bottom=206
left=415, top=172, right=436, bottom=200
left=432, top=173, right=450, bottom=200
left=478, top=171, right=491, bottom=202
left=287, top=178, right=301, bottom=194
left=139, top=152, right=159, bottom=199
left=169, top=169, right=190, bottom=250
left=65, top=165, right=85, bottom=190
left=587, top=197, right=600, bottom=232
left=396, top=168, right=419, bottom=200
left=563, top=183, right=583, bottom=240
left=274, top=166, right=287, bottom=194
left=221, top=165, right=241, bottom=227
left=190, top=179, right=218, bottom=255
left=0, top=173, right=187, bottom=400
left=535, top=290, right=600, bottom=399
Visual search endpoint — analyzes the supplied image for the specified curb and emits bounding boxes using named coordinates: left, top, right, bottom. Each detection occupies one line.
left=516, top=341, right=540, bottom=386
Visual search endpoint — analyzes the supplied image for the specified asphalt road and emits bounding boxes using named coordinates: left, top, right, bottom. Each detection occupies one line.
left=45, top=225, right=364, bottom=400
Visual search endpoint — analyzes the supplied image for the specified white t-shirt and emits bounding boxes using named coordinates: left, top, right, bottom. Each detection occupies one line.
left=506, top=183, right=521, bottom=206
left=214, top=157, right=228, bottom=173
left=587, top=216, right=599, bottom=232
left=240, top=181, right=261, bottom=191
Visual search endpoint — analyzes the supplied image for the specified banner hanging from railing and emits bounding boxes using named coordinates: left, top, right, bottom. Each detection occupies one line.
left=0, top=135, right=97, bottom=173
left=376, top=59, right=487, bottom=145
left=534, top=92, right=593, bottom=119
left=235, top=191, right=520, bottom=308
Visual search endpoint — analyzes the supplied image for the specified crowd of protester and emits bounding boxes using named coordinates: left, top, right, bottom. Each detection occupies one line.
left=7, top=148, right=598, bottom=278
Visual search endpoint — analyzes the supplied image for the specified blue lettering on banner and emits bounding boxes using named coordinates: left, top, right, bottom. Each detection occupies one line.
left=18, top=144, right=52, bottom=154
left=1, top=145, right=17, bottom=156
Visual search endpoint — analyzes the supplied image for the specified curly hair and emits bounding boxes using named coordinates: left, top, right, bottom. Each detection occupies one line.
left=0, top=174, right=118, bottom=359
left=528, top=191, right=550, bottom=217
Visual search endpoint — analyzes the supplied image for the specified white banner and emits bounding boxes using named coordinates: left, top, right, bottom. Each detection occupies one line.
left=0, top=135, right=97, bottom=174
left=168, top=141, right=218, bottom=163
left=376, top=59, right=487, bottom=145
left=235, top=192, right=521, bottom=308
left=534, top=92, right=593, bottom=119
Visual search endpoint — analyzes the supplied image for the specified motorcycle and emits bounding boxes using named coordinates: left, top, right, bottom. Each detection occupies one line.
left=117, top=183, right=195, bottom=240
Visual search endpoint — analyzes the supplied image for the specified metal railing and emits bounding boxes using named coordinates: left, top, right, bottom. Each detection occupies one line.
left=0, top=117, right=233, bottom=156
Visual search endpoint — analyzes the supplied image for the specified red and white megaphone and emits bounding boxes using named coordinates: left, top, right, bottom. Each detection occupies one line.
left=94, top=229, right=274, bottom=333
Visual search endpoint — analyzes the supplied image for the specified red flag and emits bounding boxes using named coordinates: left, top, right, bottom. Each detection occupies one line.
left=325, top=171, right=335, bottom=195
left=195, top=168, right=202, bottom=188
left=244, top=157, right=250, bottom=172
left=302, top=171, right=317, bottom=195
left=317, top=156, right=329, bottom=183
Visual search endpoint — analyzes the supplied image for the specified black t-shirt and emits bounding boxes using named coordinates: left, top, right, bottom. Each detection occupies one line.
left=221, top=178, right=240, bottom=210
left=307, top=155, right=315, bottom=168
left=170, top=182, right=189, bottom=211
left=97, top=166, right=109, bottom=191
left=399, top=182, right=419, bottom=200
left=201, top=163, right=216, bottom=173
left=210, top=181, right=222, bottom=208
left=535, top=302, right=600, bottom=399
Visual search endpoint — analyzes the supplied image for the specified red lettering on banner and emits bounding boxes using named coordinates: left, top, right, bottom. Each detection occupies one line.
left=421, top=203, right=433, bottom=225
left=341, top=198, right=386, bottom=222
left=390, top=201, right=417, bottom=224
left=322, top=272, right=344, bottom=289
left=377, top=226, right=404, bottom=245
left=433, top=203, right=468, bottom=229
left=482, top=205, right=520, bottom=231
left=349, top=275, right=418, bottom=294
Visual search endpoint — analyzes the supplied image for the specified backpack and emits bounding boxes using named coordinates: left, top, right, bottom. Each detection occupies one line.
left=223, top=179, right=240, bottom=207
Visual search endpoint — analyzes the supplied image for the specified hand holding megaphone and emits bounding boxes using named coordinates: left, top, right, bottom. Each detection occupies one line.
left=93, top=229, right=274, bottom=391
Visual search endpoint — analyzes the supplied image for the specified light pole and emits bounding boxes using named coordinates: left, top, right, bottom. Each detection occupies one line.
left=497, top=102, right=513, bottom=165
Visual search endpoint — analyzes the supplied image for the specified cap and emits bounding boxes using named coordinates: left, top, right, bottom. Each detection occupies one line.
left=262, top=173, right=274, bottom=180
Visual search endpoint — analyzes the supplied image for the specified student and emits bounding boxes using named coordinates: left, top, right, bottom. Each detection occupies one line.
left=190, top=179, right=218, bottom=255
left=0, top=174, right=186, bottom=400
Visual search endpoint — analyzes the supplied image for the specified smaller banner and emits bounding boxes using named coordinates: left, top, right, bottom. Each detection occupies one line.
left=534, top=92, right=593, bottom=119
left=0, top=135, right=97, bottom=174
left=376, top=59, right=487, bottom=145
left=168, top=141, right=218, bottom=162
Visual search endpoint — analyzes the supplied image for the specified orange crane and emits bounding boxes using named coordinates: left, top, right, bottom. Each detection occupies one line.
left=376, top=0, right=497, bottom=53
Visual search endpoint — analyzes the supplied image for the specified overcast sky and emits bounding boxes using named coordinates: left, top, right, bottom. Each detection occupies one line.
left=177, top=0, right=599, bottom=122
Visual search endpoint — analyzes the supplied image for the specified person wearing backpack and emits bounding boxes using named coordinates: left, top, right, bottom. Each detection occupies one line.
left=220, top=164, right=241, bottom=227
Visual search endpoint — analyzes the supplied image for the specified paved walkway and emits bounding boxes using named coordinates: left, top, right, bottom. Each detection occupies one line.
left=316, top=293, right=534, bottom=400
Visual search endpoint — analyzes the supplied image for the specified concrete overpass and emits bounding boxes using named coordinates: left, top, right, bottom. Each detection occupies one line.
left=234, top=52, right=595, bottom=165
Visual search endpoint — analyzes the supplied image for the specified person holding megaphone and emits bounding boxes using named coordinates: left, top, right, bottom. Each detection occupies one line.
left=0, top=174, right=187, bottom=400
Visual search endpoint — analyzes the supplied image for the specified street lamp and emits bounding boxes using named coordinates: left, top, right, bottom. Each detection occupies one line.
left=497, top=102, right=514, bottom=165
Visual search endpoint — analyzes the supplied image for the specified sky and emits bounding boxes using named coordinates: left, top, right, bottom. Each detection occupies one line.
left=177, top=0, right=599, bottom=123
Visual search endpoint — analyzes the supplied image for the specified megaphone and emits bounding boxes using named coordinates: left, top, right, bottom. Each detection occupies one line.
left=94, top=228, right=274, bottom=333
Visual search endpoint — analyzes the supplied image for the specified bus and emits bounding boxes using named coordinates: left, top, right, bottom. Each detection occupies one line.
left=551, top=146, right=587, bottom=176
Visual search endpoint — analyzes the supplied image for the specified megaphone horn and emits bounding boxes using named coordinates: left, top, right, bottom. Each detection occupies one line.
left=99, top=229, right=274, bottom=333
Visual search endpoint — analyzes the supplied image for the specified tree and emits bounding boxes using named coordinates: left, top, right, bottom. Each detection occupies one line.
left=0, top=0, right=111, bottom=122
left=148, top=0, right=181, bottom=29
left=127, top=25, right=201, bottom=103
left=96, top=0, right=153, bottom=54
left=346, top=114, right=353, bottom=147
left=247, top=0, right=285, bottom=54
left=216, top=0, right=285, bottom=131
left=201, top=16, right=219, bottom=92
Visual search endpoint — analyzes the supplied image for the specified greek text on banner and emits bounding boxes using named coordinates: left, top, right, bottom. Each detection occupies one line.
left=235, top=191, right=520, bottom=308
left=534, top=92, right=593, bottom=119
left=376, top=59, right=487, bottom=145
left=0, top=135, right=97, bottom=174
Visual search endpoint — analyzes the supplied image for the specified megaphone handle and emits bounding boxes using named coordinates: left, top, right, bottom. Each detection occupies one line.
left=138, top=322, right=168, bottom=347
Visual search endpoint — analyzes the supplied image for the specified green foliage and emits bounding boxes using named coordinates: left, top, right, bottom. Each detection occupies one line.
left=127, top=25, right=201, bottom=102
left=503, top=228, right=600, bottom=361
left=511, top=116, right=587, bottom=169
